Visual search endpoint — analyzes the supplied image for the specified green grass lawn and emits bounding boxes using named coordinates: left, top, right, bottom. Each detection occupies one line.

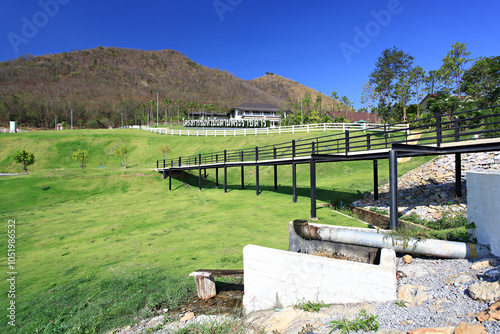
left=0, top=129, right=431, bottom=333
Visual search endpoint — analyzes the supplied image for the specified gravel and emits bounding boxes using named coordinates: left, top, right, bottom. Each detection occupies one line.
left=318, top=255, right=500, bottom=333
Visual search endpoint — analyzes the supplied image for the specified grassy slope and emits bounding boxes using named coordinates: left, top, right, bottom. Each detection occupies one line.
left=0, top=129, right=431, bottom=332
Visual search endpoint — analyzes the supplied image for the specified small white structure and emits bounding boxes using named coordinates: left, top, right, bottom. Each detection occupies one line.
left=468, top=170, right=500, bottom=256
left=243, top=224, right=397, bottom=313
left=10, top=121, right=16, bottom=133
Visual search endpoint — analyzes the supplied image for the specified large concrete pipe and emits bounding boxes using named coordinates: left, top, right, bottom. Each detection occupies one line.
left=293, top=220, right=489, bottom=259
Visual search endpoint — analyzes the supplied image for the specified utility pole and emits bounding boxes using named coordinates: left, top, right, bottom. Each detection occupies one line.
left=156, top=90, right=159, bottom=127
left=121, top=113, right=123, bottom=128
left=55, top=116, right=57, bottom=130
left=71, top=109, right=73, bottom=129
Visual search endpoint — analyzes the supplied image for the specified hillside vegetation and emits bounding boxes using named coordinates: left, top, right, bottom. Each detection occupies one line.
left=0, top=47, right=349, bottom=129
left=248, top=73, right=342, bottom=111
left=0, top=47, right=283, bottom=128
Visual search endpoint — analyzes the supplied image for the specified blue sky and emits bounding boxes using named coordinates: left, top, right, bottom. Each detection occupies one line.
left=1, top=0, right=499, bottom=109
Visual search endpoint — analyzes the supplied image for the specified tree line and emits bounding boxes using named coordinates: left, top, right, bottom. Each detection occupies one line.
left=362, top=42, right=500, bottom=122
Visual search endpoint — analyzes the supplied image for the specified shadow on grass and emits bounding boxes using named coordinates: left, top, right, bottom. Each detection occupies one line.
left=167, top=170, right=361, bottom=204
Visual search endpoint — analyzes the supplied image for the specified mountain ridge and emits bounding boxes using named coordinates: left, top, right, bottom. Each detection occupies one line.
left=0, top=46, right=343, bottom=127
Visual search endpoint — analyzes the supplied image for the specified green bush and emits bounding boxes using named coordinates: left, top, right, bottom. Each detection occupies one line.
left=329, top=309, right=379, bottom=333
left=294, top=299, right=329, bottom=312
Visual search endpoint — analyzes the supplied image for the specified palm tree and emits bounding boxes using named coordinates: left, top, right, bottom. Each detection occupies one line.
left=186, top=102, right=196, bottom=118
left=175, top=99, right=182, bottom=125
left=162, top=98, right=172, bottom=125
left=139, top=103, right=148, bottom=126
left=147, top=100, right=156, bottom=125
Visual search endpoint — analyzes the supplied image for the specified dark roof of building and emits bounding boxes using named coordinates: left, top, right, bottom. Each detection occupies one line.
left=188, top=111, right=228, bottom=116
left=327, top=111, right=382, bottom=123
left=419, top=93, right=467, bottom=105
left=233, top=103, right=280, bottom=112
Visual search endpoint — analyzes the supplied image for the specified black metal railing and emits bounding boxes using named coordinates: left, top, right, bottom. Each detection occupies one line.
left=156, top=106, right=500, bottom=169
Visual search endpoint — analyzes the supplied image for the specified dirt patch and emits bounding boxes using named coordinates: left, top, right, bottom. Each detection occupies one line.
left=165, top=281, right=243, bottom=319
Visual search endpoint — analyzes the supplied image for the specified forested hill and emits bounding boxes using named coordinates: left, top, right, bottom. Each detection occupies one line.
left=247, top=74, right=342, bottom=111
left=0, top=47, right=294, bottom=128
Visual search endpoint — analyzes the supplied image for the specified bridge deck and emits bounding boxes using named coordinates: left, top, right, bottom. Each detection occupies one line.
left=155, top=137, right=500, bottom=173
left=152, top=105, right=500, bottom=227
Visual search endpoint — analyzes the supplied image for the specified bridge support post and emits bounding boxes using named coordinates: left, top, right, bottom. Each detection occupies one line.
left=273, top=147, right=278, bottom=191
left=241, top=166, right=245, bottom=190
left=199, top=168, right=202, bottom=191
left=224, top=150, right=227, bottom=193
left=215, top=168, right=219, bottom=189
left=255, top=147, right=259, bottom=196
left=274, top=165, right=278, bottom=191
left=163, top=169, right=167, bottom=180
left=455, top=153, right=462, bottom=197
left=310, top=158, right=317, bottom=219
left=389, top=150, right=398, bottom=230
left=292, top=163, right=297, bottom=203
left=373, top=160, right=379, bottom=200
left=224, top=166, right=227, bottom=193
left=215, top=154, right=219, bottom=189
left=256, top=165, right=259, bottom=195
left=169, top=169, right=172, bottom=191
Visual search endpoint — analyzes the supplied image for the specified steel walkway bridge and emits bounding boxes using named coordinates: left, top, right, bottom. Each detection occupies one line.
left=155, top=106, right=500, bottom=229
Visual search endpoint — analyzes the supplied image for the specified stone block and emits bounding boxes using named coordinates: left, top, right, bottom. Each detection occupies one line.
left=467, top=170, right=500, bottom=256
left=243, top=244, right=396, bottom=313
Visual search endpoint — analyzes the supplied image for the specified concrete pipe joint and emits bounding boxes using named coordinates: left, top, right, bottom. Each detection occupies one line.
left=292, top=220, right=489, bottom=259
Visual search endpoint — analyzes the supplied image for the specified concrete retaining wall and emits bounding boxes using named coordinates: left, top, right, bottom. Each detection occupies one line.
left=243, top=244, right=396, bottom=313
left=467, top=170, right=500, bottom=256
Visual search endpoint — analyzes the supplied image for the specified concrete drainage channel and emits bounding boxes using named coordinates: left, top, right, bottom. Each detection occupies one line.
left=186, top=219, right=490, bottom=314
left=242, top=219, right=490, bottom=313
left=243, top=221, right=397, bottom=313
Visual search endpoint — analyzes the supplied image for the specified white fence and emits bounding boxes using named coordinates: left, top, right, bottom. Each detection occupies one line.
left=132, top=122, right=408, bottom=137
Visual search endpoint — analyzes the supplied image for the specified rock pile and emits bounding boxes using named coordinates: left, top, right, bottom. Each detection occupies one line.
left=353, top=152, right=500, bottom=222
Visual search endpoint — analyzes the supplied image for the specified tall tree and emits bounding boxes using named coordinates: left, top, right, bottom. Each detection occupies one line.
left=162, top=98, right=172, bottom=125
left=439, top=42, right=471, bottom=96
left=395, top=73, right=412, bottom=121
left=147, top=100, right=155, bottom=126
left=425, top=70, right=440, bottom=95
left=186, top=102, right=196, bottom=117
left=314, top=94, right=322, bottom=116
left=410, top=66, right=426, bottom=118
left=462, top=56, right=500, bottom=106
left=369, top=47, right=414, bottom=119
left=207, top=104, right=215, bottom=113
left=175, top=99, right=182, bottom=125
left=360, top=82, right=376, bottom=113
left=340, top=95, right=353, bottom=117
